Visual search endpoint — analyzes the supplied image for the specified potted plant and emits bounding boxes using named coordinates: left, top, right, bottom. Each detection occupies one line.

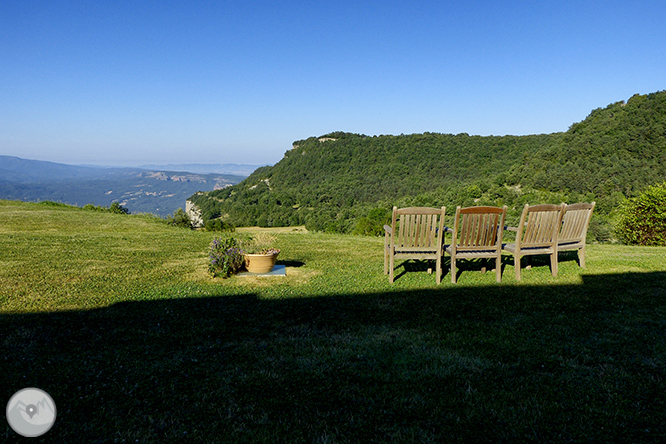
left=242, top=232, right=281, bottom=273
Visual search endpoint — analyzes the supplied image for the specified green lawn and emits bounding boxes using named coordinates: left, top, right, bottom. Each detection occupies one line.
left=2, top=200, right=666, bottom=443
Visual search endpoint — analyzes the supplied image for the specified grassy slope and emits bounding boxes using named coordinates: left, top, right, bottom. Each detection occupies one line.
left=2, top=200, right=666, bottom=442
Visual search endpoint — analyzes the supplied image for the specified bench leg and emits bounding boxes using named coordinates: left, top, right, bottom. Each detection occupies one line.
left=515, top=255, right=522, bottom=281
left=495, top=255, right=502, bottom=283
left=384, top=247, right=389, bottom=275
left=389, top=253, right=395, bottom=283
left=551, top=253, right=558, bottom=277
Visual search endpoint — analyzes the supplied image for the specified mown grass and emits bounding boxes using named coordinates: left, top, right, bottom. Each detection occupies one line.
left=2, top=199, right=666, bottom=443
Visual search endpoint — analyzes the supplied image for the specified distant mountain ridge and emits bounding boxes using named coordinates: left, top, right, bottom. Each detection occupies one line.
left=0, top=155, right=114, bottom=182
left=139, top=163, right=268, bottom=176
left=0, top=156, right=249, bottom=216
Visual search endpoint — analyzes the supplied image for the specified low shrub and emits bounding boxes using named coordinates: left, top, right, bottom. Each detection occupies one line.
left=166, top=208, right=192, bottom=229
left=82, top=202, right=130, bottom=214
left=37, top=201, right=71, bottom=208
left=208, top=237, right=245, bottom=278
left=204, top=218, right=235, bottom=232
left=109, top=202, right=130, bottom=214
left=352, top=207, right=391, bottom=236
left=588, top=214, right=613, bottom=243
left=616, top=181, right=666, bottom=246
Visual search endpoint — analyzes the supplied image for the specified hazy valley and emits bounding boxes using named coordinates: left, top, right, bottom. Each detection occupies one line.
left=0, top=156, right=261, bottom=216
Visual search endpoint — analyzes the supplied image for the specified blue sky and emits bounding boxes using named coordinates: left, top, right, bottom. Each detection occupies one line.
left=1, top=1, right=665, bottom=167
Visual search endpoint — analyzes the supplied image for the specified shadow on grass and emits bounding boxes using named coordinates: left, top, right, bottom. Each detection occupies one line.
left=394, top=252, right=585, bottom=283
left=277, top=259, right=305, bottom=268
left=2, top=272, right=666, bottom=443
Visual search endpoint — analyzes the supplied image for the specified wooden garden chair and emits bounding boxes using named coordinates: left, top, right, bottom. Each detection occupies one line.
left=384, top=206, right=446, bottom=284
left=558, top=202, right=595, bottom=268
left=502, top=203, right=564, bottom=281
left=445, top=205, right=507, bottom=283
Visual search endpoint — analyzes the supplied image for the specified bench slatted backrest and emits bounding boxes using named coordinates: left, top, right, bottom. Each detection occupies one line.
left=395, top=207, right=444, bottom=252
left=559, top=202, right=596, bottom=244
left=517, top=204, right=564, bottom=249
left=454, top=206, right=506, bottom=252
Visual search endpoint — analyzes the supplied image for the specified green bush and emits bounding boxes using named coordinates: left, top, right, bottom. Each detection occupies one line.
left=588, top=215, right=613, bottom=243
left=83, top=202, right=130, bottom=214
left=38, top=201, right=71, bottom=208
left=166, top=208, right=192, bottom=229
left=353, top=208, right=391, bottom=236
left=109, top=202, right=130, bottom=215
left=208, top=237, right=245, bottom=278
left=616, top=182, right=666, bottom=246
left=204, top=218, right=235, bottom=232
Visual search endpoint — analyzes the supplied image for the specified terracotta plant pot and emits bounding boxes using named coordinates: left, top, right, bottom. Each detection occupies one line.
left=244, top=252, right=279, bottom=273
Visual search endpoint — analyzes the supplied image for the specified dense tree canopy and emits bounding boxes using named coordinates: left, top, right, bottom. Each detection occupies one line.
left=190, top=91, right=666, bottom=241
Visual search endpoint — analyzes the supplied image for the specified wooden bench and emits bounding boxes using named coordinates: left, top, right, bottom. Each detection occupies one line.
left=503, top=204, right=564, bottom=281
left=445, top=205, right=507, bottom=283
left=384, top=206, right=446, bottom=284
left=559, top=202, right=596, bottom=268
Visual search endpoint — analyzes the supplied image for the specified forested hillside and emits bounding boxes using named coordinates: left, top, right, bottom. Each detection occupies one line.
left=508, top=92, right=666, bottom=195
left=190, top=91, right=666, bottom=239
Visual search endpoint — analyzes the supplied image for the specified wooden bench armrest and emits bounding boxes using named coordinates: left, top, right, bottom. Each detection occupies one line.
left=443, top=226, right=454, bottom=234
left=383, top=225, right=392, bottom=234
left=505, top=221, right=528, bottom=232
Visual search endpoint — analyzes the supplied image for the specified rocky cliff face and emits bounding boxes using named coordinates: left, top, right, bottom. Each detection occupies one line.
left=185, top=200, right=204, bottom=228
